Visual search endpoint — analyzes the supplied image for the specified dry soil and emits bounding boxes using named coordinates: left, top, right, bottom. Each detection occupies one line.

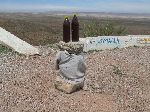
left=0, top=46, right=150, bottom=112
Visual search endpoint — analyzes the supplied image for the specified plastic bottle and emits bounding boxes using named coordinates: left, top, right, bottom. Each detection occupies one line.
left=63, top=17, right=70, bottom=43
left=71, top=15, right=79, bottom=42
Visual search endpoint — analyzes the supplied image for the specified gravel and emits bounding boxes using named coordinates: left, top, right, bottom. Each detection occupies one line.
left=0, top=46, right=150, bottom=112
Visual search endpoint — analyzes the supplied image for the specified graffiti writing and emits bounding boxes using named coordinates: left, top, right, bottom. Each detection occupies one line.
left=89, top=37, right=120, bottom=45
left=137, top=38, right=150, bottom=44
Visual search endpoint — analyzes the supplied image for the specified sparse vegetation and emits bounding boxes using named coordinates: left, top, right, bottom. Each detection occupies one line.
left=48, top=44, right=60, bottom=50
left=0, top=13, right=150, bottom=45
left=87, top=49, right=103, bottom=53
left=0, top=44, right=12, bottom=53
left=111, top=65, right=126, bottom=77
left=0, top=13, right=150, bottom=112
left=83, top=21, right=127, bottom=37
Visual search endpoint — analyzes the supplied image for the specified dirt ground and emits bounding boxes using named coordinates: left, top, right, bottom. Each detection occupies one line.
left=0, top=46, right=150, bottom=112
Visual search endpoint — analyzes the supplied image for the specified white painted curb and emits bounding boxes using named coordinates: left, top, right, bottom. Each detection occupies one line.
left=79, top=35, right=150, bottom=52
left=0, top=27, right=39, bottom=55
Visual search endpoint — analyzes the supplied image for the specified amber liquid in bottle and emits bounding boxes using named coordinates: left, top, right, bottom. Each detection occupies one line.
left=71, top=15, right=79, bottom=42
left=63, top=17, right=70, bottom=43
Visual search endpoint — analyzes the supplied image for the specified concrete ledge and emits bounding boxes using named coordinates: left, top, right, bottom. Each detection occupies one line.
left=79, top=35, right=150, bottom=52
left=0, top=27, right=39, bottom=55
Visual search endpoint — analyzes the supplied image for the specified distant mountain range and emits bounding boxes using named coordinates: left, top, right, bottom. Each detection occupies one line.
left=46, top=11, right=150, bottom=19
left=1, top=10, right=150, bottom=19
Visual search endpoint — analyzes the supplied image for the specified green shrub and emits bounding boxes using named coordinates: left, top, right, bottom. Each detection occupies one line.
left=0, top=45, right=12, bottom=53
left=83, top=21, right=127, bottom=37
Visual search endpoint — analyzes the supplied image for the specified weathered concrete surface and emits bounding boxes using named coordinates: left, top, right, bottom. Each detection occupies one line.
left=56, top=41, right=84, bottom=54
left=79, top=35, right=150, bottom=52
left=129, top=35, right=150, bottom=44
left=0, top=27, right=39, bottom=55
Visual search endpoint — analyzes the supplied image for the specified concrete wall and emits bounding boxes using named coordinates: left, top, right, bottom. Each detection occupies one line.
left=79, top=35, right=150, bottom=52
left=0, top=27, right=39, bottom=55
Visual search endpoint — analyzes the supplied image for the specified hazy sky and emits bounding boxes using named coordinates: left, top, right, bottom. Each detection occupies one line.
left=0, top=0, right=150, bottom=13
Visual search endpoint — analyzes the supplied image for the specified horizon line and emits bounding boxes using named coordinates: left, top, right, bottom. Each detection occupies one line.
left=0, top=10, right=150, bottom=15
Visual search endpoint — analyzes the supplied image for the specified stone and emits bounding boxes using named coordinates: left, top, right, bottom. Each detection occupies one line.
left=0, top=27, right=39, bottom=55
left=54, top=76, right=84, bottom=94
left=56, top=41, right=84, bottom=54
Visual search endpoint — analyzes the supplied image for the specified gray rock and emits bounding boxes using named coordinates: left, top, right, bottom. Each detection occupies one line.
left=55, top=50, right=86, bottom=94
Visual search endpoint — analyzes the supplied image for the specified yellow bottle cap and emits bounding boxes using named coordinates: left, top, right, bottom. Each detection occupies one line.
left=64, top=16, right=69, bottom=20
